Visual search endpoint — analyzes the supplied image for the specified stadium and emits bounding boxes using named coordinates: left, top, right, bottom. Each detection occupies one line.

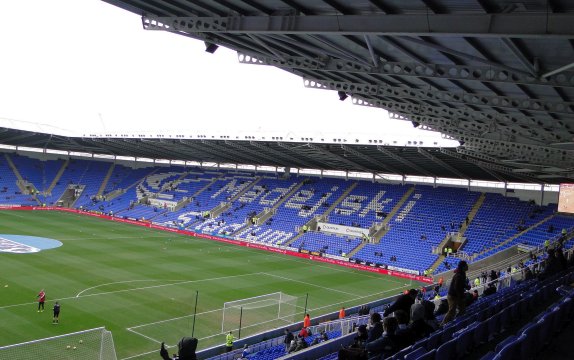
left=1, top=1, right=574, bottom=360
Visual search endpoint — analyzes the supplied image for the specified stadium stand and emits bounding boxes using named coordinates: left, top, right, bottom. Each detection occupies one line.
left=4, top=153, right=574, bottom=279
left=2, top=153, right=574, bottom=360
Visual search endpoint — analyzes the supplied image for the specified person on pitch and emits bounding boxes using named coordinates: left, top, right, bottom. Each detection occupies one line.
left=37, top=289, right=46, bottom=312
left=52, top=301, right=61, bottom=324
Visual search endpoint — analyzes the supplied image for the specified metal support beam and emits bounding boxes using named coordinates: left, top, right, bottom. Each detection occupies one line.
left=142, top=14, right=574, bottom=38
left=417, top=148, right=468, bottom=179
left=350, top=95, right=540, bottom=140
left=376, top=146, right=434, bottom=176
left=199, top=140, right=256, bottom=164
left=340, top=145, right=403, bottom=175
left=304, top=78, right=574, bottom=115
left=246, top=34, right=286, bottom=61
left=541, top=61, right=574, bottom=79
left=400, top=36, right=532, bottom=76
left=363, top=35, right=379, bottom=67
left=276, top=142, right=327, bottom=169
left=501, top=38, right=538, bottom=77
left=306, top=143, right=371, bottom=171
left=224, top=140, right=287, bottom=167
left=456, top=137, right=574, bottom=168
left=239, top=53, right=574, bottom=88
left=178, top=140, right=241, bottom=164
left=250, top=141, right=320, bottom=169
left=439, top=148, right=539, bottom=183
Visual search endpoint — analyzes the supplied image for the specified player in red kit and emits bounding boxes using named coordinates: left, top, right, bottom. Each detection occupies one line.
left=37, top=289, right=46, bottom=312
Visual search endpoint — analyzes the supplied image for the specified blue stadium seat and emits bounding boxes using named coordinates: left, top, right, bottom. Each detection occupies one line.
left=435, top=338, right=457, bottom=360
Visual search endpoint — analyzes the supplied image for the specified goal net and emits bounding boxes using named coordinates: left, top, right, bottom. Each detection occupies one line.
left=222, top=292, right=298, bottom=334
left=0, top=327, right=117, bottom=360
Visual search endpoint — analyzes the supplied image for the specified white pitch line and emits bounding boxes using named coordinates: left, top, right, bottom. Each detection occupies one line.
left=77, top=279, right=183, bottom=297
left=0, top=273, right=261, bottom=310
left=127, top=308, right=221, bottom=329
left=262, top=272, right=358, bottom=297
left=125, top=328, right=163, bottom=345
left=120, top=282, right=411, bottom=360
left=306, top=283, right=410, bottom=314
left=74, top=273, right=259, bottom=298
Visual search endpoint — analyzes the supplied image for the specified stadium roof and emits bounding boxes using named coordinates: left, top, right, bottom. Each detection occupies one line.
left=0, top=126, right=570, bottom=184
left=3, top=0, right=574, bottom=184
left=94, top=0, right=574, bottom=182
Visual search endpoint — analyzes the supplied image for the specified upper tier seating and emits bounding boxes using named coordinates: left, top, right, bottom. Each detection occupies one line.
left=354, top=186, right=480, bottom=273
left=0, top=158, right=37, bottom=205
left=4, top=153, right=574, bottom=278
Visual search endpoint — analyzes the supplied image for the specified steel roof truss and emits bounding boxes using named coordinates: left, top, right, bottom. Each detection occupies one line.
left=141, top=13, right=574, bottom=38
left=340, top=144, right=403, bottom=175
left=239, top=53, right=573, bottom=88
left=306, top=78, right=574, bottom=116
left=249, top=141, right=321, bottom=169
left=376, top=146, right=433, bottom=176
left=417, top=148, right=469, bottom=179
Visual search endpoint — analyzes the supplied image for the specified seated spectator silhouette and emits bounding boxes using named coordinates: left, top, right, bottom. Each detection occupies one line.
left=177, top=337, right=197, bottom=360
left=287, top=339, right=298, bottom=353
left=160, top=337, right=197, bottom=360
left=294, top=335, right=308, bottom=352
left=393, top=310, right=415, bottom=350
left=338, top=324, right=368, bottom=360
left=482, top=283, right=497, bottom=297
left=367, top=312, right=383, bottom=343
left=540, top=248, right=560, bottom=279
left=366, top=316, right=398, bottom=358
left=409, top=301, right=435, bottom=339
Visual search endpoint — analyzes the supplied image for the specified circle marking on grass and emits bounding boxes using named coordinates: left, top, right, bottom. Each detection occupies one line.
left=0, top=234, right=62, bottom=254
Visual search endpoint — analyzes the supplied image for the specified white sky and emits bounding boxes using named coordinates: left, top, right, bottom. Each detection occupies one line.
left=0, top=0, right=454, bottom=145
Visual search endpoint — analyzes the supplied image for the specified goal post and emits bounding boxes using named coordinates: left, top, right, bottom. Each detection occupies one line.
left=0, top=327, right=117, bottom=360
left=221, top=292, right=298, bottom=334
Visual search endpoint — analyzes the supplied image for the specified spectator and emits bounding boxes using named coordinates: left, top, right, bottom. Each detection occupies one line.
left=394, top=310, right=415, bottom=349
left=294, top=335, right=308, bottom=352
left=177, top=337, right=198, bottom=360
left=303, top=313, right=311, bottom=328
left=541, top=248, right=560, bottom=279
left=283, top=328, right=294, bottom=351
left=441, top=260, right=469, bottom=326
left=287, top=339, right=297, bottom=354
left=367, top=312, right=383, bottom=343
left=299, top=327, right=309, bottom=338
left=352, top=324, right=369, bottom=348
left=241, top=344, right=250, bottom=359
left=409, top=301, right=435, bottom=339
left=383, top=289, right=418, bottom=322
left=483, top=283, right=497, bottom=297
left=225, top=331, right=235, bottom=352
left=366, top=316, right=399, bottom=358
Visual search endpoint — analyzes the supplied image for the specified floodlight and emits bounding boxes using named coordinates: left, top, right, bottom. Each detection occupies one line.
left=337, top=91, right=348, bottom=101
left=204, top=42, right=219, bottom=54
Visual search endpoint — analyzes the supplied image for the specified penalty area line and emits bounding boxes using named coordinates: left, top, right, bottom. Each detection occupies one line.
left=75, top=272, right=261, bottom=298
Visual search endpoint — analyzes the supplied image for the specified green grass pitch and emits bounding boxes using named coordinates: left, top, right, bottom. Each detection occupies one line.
left=0, top=210, right=420, bottom=359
